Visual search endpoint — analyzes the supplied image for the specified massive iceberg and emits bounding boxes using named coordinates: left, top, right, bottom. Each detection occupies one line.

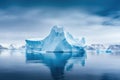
left=26, top=26, right=85, bottom=53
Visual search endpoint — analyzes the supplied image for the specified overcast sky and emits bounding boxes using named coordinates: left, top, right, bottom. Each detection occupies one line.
left=0, top=0, right=120, bottom=46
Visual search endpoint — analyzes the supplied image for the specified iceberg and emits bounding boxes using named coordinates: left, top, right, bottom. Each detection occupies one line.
left=8, top=44, right=17, bottom=50
left=26, top=26, right=85, bottom=53
left=0, top=45, right=7, bottom=50
left=106, top=44, right=120, bottom=53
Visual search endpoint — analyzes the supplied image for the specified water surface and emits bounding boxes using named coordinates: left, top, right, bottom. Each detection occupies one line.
left=0, top=49, right=120, bottom=80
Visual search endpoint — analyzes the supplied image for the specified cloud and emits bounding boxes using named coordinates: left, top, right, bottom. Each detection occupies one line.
left=0, top=0, right=120, bottom=17
left=0, top=7, right=120, bottom=46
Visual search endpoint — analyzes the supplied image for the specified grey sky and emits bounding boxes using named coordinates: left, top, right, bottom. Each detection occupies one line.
left=0, top=0, right=120, bottom=46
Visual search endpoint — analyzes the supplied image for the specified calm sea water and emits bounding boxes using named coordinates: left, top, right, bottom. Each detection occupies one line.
left=0, top=49, right=120, bottom=80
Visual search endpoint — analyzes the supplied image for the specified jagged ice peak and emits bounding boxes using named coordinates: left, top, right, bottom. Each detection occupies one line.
left=51, top=25, right=64, bottom=34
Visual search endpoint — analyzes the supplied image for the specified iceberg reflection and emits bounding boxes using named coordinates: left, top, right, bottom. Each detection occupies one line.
left=26, top=51, right=86, bottom=80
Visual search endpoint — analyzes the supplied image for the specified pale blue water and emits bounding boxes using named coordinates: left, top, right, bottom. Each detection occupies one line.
left=0, top=49, right=120, bottom=80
